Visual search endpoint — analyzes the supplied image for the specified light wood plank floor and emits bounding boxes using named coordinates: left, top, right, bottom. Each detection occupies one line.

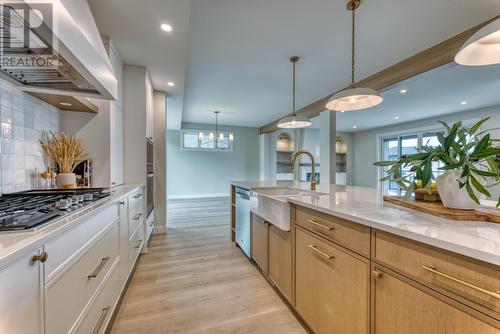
left=109, top=197, right=306, bottom=334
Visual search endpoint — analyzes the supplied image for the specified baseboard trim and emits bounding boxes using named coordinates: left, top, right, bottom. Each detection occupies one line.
left=167, top=193, right=229, bottom=200
left=153, top=226, right=167, bottom=234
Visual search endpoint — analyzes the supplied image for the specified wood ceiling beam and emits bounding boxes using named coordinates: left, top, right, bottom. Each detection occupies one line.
left=259, top=15, right=500, bottom=134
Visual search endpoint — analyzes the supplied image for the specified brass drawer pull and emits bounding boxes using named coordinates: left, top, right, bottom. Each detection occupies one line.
left=91, top=305, right=111, bottom=334
left=422, top=265, right=500, bottom=300
left=308, top=220, right=334, bottom=231
left=32, top=251, right=48, bottom=263
left=135, top=239, right=143, bottom=249
left=308, top=245, right=334, bottom=260
left=133, top=193, right=142, bottom=199
left=88, top=257, right=111, bottom=279
left=133, top=213, right=142, bottom=220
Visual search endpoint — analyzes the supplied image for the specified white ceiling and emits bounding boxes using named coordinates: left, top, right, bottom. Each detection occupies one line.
left=86, top=0, right=500, bottom=130
left=183, top=0, right=500, bottom=127
left=87, top=0, right=192, bottom=129
left=334, top=63, right=500, bottom=132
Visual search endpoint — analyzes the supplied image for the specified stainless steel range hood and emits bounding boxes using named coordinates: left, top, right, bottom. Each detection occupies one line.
left=0, top=0, right=117, bottom=102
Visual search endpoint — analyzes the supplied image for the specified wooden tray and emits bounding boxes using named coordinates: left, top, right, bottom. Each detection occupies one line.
left=383, top=196, right=500, bottom=224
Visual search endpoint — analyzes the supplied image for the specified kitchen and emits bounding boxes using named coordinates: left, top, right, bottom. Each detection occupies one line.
left=0, top=1, right=500, bottom=334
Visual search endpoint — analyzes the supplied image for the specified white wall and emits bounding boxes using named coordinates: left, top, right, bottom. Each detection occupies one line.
left=167, top=123, right=260, bottom=198
left=352, top=105, right=500, bottom=191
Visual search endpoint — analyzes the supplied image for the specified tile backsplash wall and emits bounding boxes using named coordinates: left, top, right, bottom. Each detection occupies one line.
left=0, top=81, right=60, bottom=194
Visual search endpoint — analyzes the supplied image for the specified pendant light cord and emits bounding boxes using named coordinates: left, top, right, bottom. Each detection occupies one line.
left=292, top=59, right=296, bottom=116
left=351, top=6, right=356, bottom=87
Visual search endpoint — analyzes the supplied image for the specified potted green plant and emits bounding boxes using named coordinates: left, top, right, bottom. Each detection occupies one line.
left=374, top=118, right=500, bottom=209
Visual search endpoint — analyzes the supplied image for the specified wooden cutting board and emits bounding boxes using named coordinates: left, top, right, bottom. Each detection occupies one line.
left=383, top=196, right=500, bottom=224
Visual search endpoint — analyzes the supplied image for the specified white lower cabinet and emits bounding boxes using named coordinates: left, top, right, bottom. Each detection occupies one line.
left=73, top=259, right=121, bottom=334
left=0, top=187, right=144, bottom=334
left=0, top=249, right=43, bottom=334
left=44, top=222, right=119, bottom=334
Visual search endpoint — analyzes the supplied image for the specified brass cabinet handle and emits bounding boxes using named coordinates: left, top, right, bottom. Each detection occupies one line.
left=133, top=213, right=142, bottom=220
left=133, top=194, right=142, bottom=199
left=308, top=220, right=334, bottom=231
left=88, top=257, right=111, bottom=279
left=308, top=245, right=334, bottom=260
left=422, top=265, right=500, bottom=300
left=135, top=240, right=143, bottom=248
left=91, top=305, right=111, bottom=334
left=372, top=270, right=383, bottom=280
left=32, top=251, right=48, bottom=263
left=119, top=201, right=126, bottom=205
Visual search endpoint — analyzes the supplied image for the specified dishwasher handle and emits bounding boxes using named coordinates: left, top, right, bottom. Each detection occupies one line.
left=235, top=188, right=250, bottom=200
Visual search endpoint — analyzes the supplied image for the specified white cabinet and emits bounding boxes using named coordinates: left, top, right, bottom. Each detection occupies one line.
left=145, top=74, right=154, bottom=141
left=60, top=37, right=124, bottom=188
left=110, top=103, right=124, bottom=186
left=0, top=250, right=43, bottom=334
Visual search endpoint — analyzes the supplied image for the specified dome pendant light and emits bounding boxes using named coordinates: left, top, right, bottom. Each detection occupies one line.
left=325, top=0, right=383, bottom=112
left=455, top=18, right=500, bottom=66
left=277, top=56, right=312, bottom=129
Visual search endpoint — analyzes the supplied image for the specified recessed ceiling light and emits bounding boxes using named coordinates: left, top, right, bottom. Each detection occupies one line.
left=161, top=24, right=172, bottom=32
left=460, top=101, right=468, bottom=105
left=340, top=110, right=345, bottom=113
left=59, top=102, right=72, bottom=107
left=394, top=116, right=400, bottom=120
left=399, top=89, right=407, bottom=94
left=352, top=125, right=357, bottom=129
left=167, top=82, right=175, bottom=87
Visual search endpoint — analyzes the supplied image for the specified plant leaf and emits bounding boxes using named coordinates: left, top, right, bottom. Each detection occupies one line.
left=470, top=167, right=498, bottom=178
left=471, top=134, right=490, bottom=155
left=465, top=182, right=480, bottom=205
left=497, top=195, right=500, bottom=208
left=470, top=148, right=500, bottom=159
left=470, top=175, right=491, bottom=197
left=438, top=121, right=451, bottom=132
left=373, top=160, right=397, bottom=167
left=469, top=117, right=490, bottom=134
left=439, top=162, right=463, bottom=170
left=403, top=183, right=415, bottom=200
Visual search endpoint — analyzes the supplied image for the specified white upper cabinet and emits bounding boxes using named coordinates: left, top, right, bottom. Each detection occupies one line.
left=146, top=74, right=154, bottom=141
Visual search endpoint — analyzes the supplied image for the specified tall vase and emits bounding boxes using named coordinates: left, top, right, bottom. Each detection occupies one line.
left=56, top=173, right=77, bottom=189
left=436, top=169, right=479, bottom=210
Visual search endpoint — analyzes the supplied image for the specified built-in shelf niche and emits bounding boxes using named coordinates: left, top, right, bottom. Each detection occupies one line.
left=336, top=137, right=347, bottom=173
left=276, top=133, right=294, bottom=175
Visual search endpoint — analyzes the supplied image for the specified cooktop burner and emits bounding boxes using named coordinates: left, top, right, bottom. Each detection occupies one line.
left=0, top=189, right=110, bottom=232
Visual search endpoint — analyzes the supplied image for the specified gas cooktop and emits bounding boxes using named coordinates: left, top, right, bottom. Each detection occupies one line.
left=0, top=189, right=110, bottom=232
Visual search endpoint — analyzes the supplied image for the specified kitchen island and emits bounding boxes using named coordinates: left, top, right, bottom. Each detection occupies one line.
left=231, top=181, right=500, bottom=334
left=0, top=184, right=145, bottom=334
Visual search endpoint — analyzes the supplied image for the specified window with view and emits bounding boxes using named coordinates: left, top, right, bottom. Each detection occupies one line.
left=380, top=131, right=444, bottom=192
left=181, top=129, right=234, bottom=151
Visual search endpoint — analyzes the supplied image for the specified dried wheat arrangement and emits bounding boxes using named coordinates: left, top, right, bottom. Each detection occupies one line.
left=39, top=131, right=88, bottom=173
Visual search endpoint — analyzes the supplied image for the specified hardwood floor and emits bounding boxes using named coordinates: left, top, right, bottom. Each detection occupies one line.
left=109, top=197, right=306, bottom=334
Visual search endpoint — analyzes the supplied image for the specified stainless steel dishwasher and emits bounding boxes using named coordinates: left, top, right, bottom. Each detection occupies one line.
left=235, top=187, right=251, bottom=257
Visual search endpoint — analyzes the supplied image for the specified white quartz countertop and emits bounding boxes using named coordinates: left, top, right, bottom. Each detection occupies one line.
left=232, top=181, right=500, bottom=266
left=0, top=184, right=143, bottom=270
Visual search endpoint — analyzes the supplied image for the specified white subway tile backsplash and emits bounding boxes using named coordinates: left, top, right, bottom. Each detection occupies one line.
left=0, top=81, right=61, bottom=193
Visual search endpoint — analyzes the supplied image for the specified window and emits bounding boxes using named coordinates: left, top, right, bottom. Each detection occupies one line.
left=380, top=131, right=444, bottom=192
left=181, top=129, right=234, bottom=151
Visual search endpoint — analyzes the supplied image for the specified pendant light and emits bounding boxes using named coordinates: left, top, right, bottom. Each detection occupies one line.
left=325, top=0, right=383, bottom=112
left=199, top=111, right=233, bottom=146
left=277, top=56, right=311, bottom=129
left=455, top=18, right=500, bottom=66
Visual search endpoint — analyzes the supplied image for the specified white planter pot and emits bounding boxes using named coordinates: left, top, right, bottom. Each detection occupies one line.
left=436, top=169, right=478, bottom=210
left=56, top=173, right=77, bottom=189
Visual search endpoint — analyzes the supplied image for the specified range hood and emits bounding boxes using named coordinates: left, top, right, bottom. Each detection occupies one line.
left=0, top=0, right=117, bottom=102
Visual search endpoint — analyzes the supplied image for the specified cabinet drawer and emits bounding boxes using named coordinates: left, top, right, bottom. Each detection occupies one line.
left=294, top=205, right=370, bottom=257
left=44, top=205, right=119, bottom=283
left=73, top=259, right=121, bottom=334
left=295, top=227, right=370, bottom=334
left=128, top=190, right=144, bottom=238
left=45, top=222, right=119, bottom=334
left=128, top=221, right=144, bottom=273
left=373, top=230, right=500, bottom=319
